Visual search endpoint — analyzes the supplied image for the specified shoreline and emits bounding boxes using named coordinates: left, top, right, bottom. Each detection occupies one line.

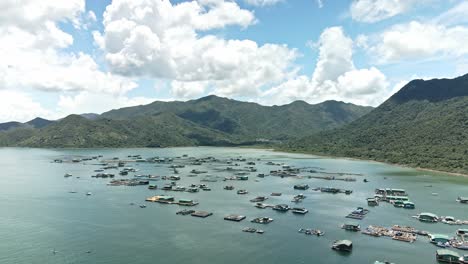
left=271, top=148, right=468, bottom=178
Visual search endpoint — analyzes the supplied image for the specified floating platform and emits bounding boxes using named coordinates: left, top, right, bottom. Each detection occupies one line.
left=224, top=214, right=246, bottom=222
left=191, top=211, right=213, bottom=218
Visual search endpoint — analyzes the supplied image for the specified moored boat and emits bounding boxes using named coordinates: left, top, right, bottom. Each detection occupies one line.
left=331, top=240, right=352, bottom=252
left=416, top=212, right=439, bottom=223
left=291, top=208, right=308, bottom=214
left=342, top=223, right=361, bottom=232
left=459, top=255, right=468, bottom=264
left=251, top=217, right=274, bottom=224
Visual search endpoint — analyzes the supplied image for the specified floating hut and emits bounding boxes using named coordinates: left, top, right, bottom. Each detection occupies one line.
left=224, top=215, right=246, bottom=222
left=417, top=212, right=439, bottom=223
left=191, top=211, right=213, bottom=218
left=436, top=249, right=460, bottom=263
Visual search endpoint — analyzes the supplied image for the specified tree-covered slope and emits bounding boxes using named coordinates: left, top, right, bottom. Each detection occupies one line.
left=1, top=113, right=234, bottom=148
left=0, top=96, right=372, bottom=148
left=101, top=95, right=373, bottom=140
left=287, top=74, right=468, bottom=174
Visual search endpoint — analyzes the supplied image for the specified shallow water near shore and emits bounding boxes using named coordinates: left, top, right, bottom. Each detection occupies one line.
left=0, top=147, right=467, bottom=264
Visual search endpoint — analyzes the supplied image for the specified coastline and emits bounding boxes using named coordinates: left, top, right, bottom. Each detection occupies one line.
left=272, top=148, right=468, bottom=178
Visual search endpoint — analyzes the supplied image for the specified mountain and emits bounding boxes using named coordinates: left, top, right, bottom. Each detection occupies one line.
left=4, top=113, right=234, bottom=148
left=80, top=113, right=100, bottom=120
left=101, top=95, right=373, bottom=140
left=0, top=96, right=372, bottom=148
left=287, top=74, right=468, bottom=174
left=0, top=121, right=24, bottom=131
left=26, top=117, right=54, bottom=128
left=0, top=117, right=54, bottom=131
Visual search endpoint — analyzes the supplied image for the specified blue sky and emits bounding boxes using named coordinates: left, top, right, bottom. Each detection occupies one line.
left=0, top=0, right=467, bottom=122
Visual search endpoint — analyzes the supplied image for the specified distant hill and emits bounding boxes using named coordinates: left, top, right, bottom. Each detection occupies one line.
left=0, top=121, right=24, bottom=131
left=26, top=117, right=54, bottom=128
left=0, top=117, right=54, bottom=131
left=287, top=74, right=468, bottom=174
left=101, top=95, right=373, bottom=140
left=8, top=113, right=233, bottom=148
left=0, top=96, right=372, bottom=148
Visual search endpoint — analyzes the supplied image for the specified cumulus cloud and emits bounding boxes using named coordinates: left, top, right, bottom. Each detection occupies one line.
left=0, top=0, right=150, bottom=122
left=350, top=0, right=418, bottom=23
left=0, top=90, right=52, bottom=122
left=96, top=0, right=298, bottom=99
left=0, top=0, right=137, bottom=97
left=368, top=21, right=468, bottom=63
left=57, top=91, right=158, bottom=117
left=262, top=27, right=389, bottom=106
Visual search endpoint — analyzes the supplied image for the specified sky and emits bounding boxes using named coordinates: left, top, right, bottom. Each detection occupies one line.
left=1, top=0, right=468, bottom=122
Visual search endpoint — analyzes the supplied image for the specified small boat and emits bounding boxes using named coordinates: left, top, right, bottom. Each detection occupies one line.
left=453, top=242, right=468, bottom=250
left=342, top=223, right=361, bottom=232
left=436, top=242, right=451, bottom=248
left=291, top=208, right=308, bottom=214
left=299, top=228, right=324, bottom=236
left=457, top=197, right=468, bottom=204
left=237, top=190, right=248, bottom=195
left=459, top=255, right=468, bottom=264
left=332, top=240, right=352, bottom=252
left=272, top=204, right=290, bottom=212
left=242, top=227, right=257, bottom=233
left=251, top=217, right=274, bottom=224
left=139, top=205, right=146, bottom=208
left=457, top=229, right=468, bottom=236
left=256, top=230, right=264, bottom=234
left=86, top=192, right=92, bottom=196
left=64, top=173, right=72, bottom=178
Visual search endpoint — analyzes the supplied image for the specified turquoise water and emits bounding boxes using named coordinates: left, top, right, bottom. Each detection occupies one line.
left=0, top=147, right=467, bottom=264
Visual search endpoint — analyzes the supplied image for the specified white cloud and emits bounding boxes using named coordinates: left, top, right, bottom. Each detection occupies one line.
left=262, top=27, right=389, bottom=106
left=244, top=0, right=283, bottom=6
left=171, top=80, right=209, bottom=99
left=97, top=0, right=298, bottom=99
left=369, top=21, right=468, bottom=63
left=0, top=90, right=52, bottom=122
left=350, top=0, right=418, bottom=23
left=0, top=0, right=85, bottom=30
left=57, top=91, right=158, bottom=117
left=434, top=1, right=468, bottom=26
left=0, top=0, right=139, bottom=102
left=87, top=10, right=97, bottom=22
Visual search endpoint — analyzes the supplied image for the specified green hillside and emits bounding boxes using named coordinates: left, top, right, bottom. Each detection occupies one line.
left=101, top=95, right=373, bottom=140
left=0, top=96, right=371, bottom=148
left=287, top=74, right=468, bottom=174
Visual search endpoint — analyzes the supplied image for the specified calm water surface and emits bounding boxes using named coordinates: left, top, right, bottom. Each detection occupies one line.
left=0, top=147, right=467, bottom=264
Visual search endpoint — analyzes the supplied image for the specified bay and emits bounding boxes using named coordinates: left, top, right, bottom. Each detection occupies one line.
left=0, top=147, right=467, bottom=264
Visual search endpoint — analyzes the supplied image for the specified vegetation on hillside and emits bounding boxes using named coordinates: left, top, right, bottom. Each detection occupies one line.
left=286, top=74, right=468, bottom=174
left=0, top=96, right=371, bottom=148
